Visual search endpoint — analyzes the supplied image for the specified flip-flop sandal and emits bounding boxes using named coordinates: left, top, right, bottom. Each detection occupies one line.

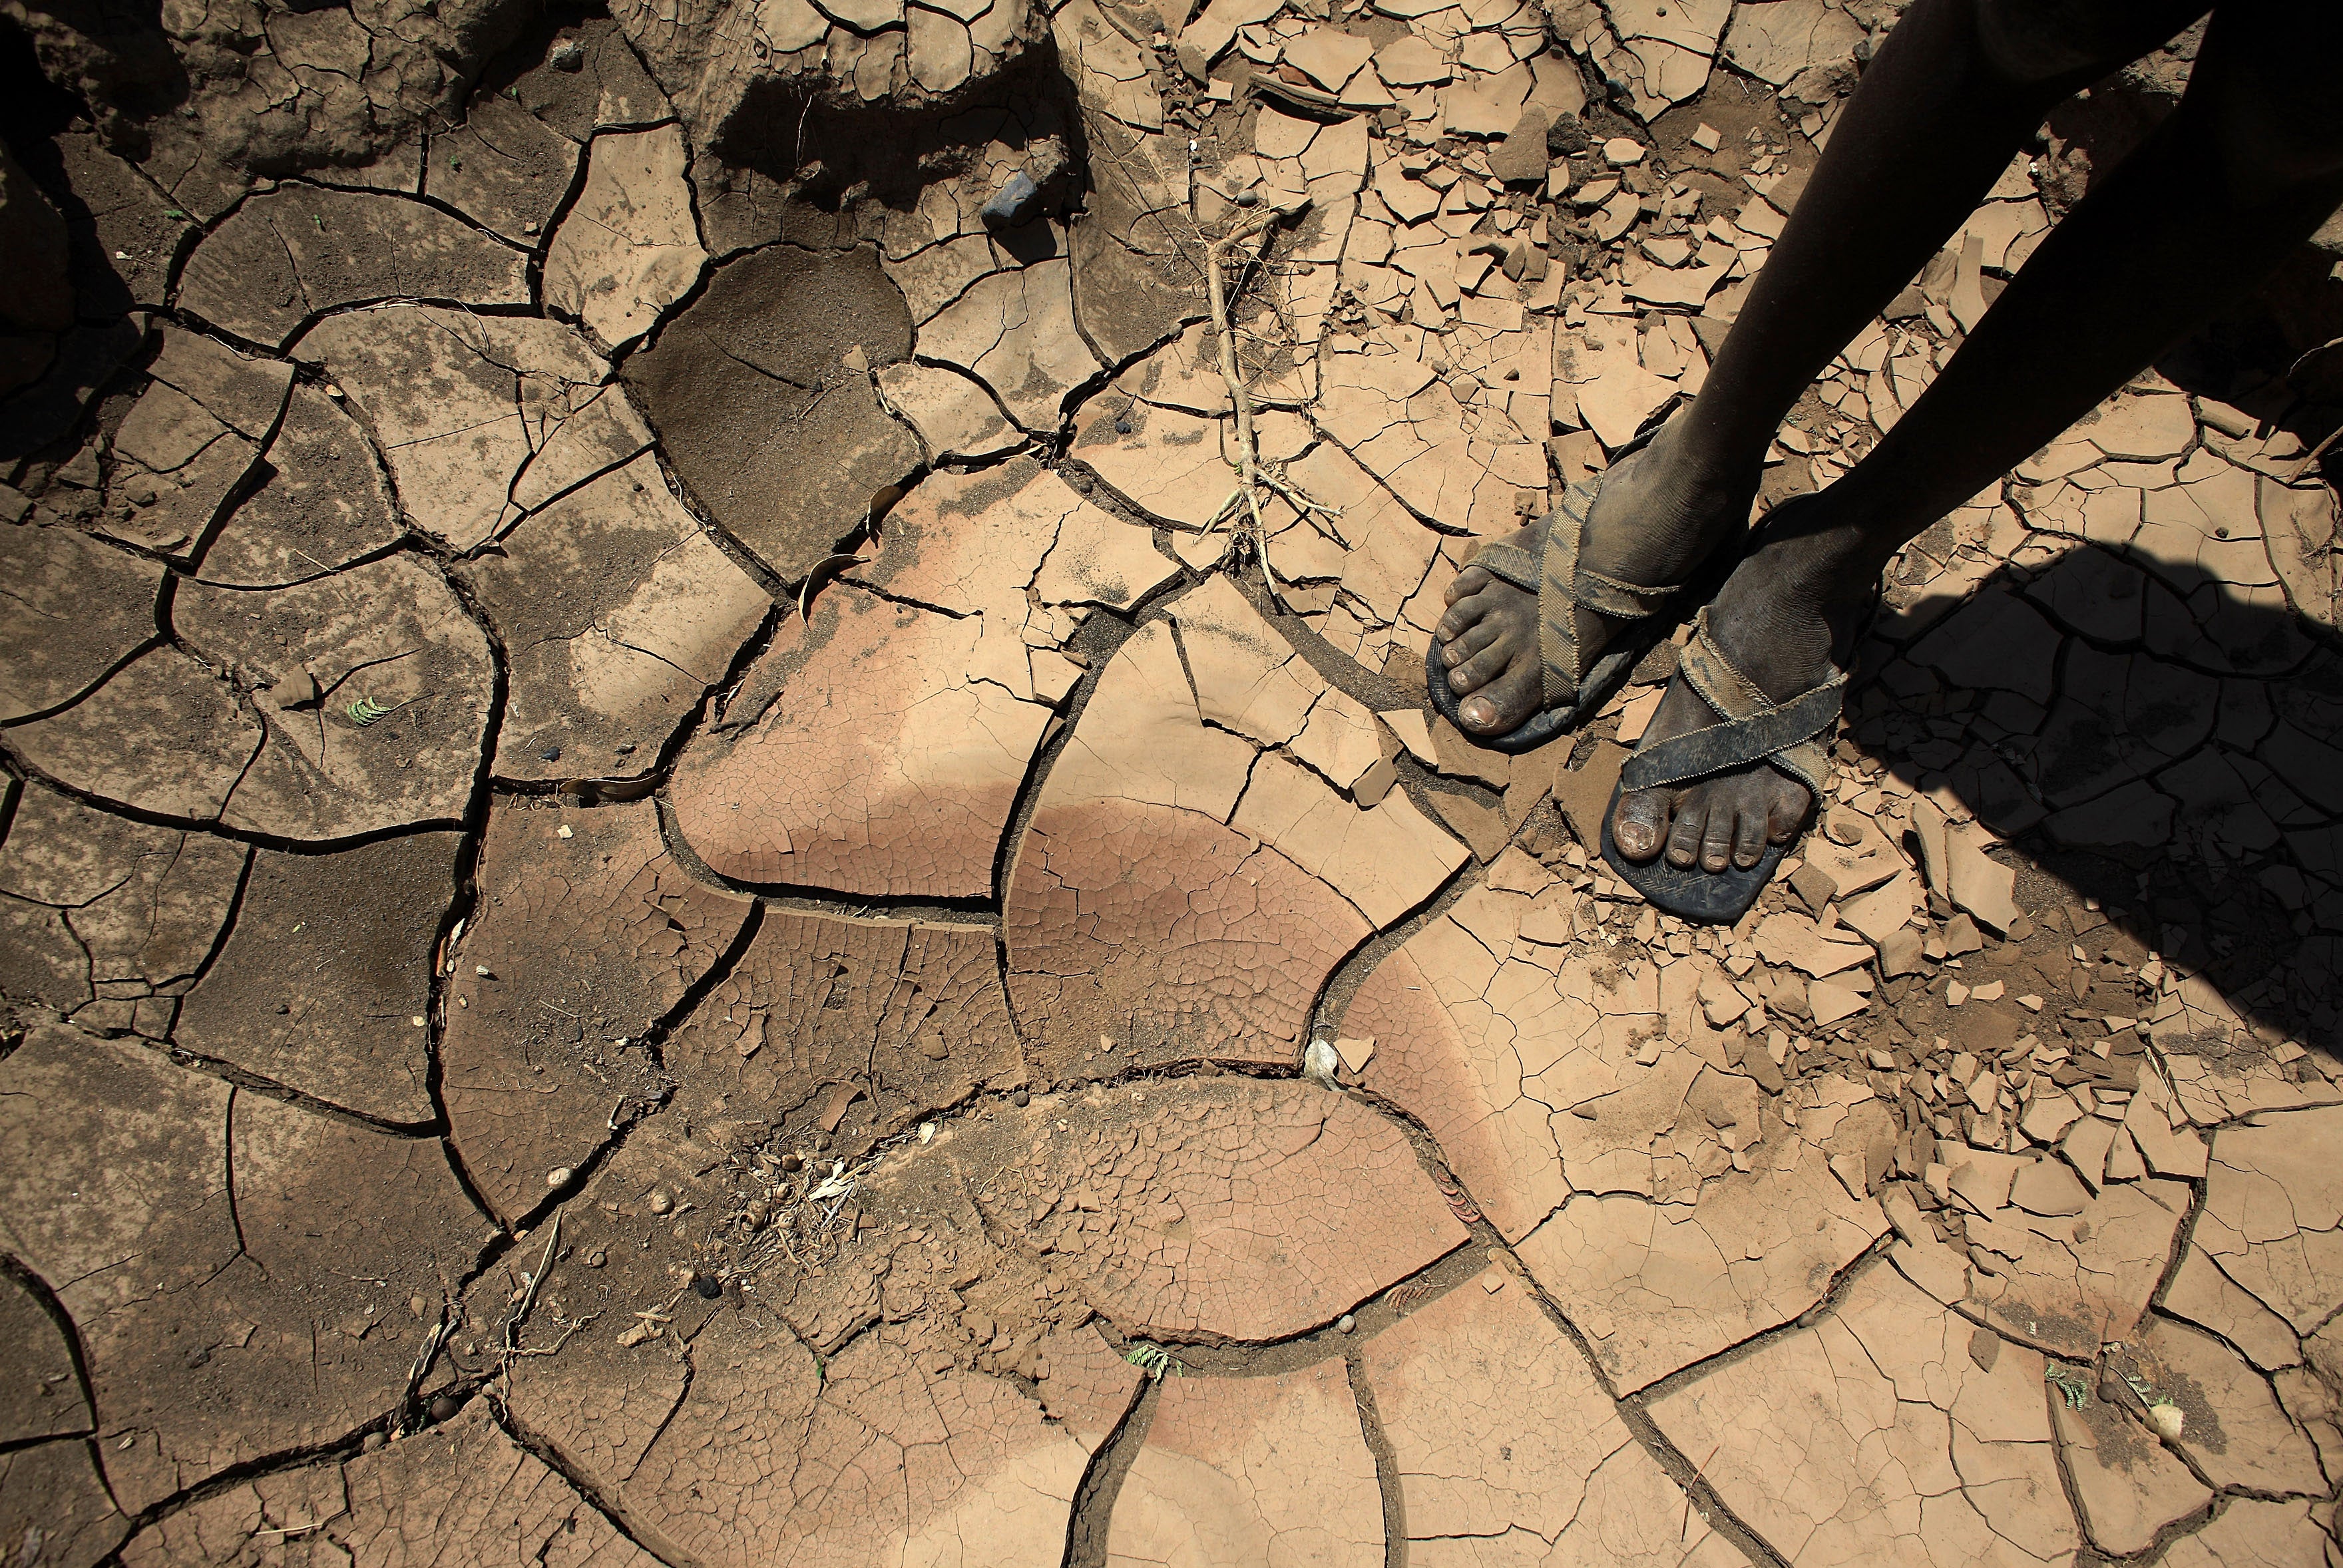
left=1601, top=604, right=1848, bottom=924
left=1426, top=445, right=1732, bottom=756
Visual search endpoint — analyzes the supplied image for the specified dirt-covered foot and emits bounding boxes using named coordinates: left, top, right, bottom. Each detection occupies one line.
left=1434, top=420, right=1755, bottom=735
left=1609, top=503, right=1878, bottom=873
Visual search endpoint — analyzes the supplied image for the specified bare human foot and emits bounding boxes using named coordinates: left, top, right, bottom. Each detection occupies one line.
left=1434, top=419, right=1755, bottom=735
left=1608, top=500, right=1880, bottom=873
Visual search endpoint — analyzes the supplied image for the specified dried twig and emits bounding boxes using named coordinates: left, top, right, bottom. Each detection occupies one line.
left=496, top=1213, right=561, bottom=1368
left=255, top=1509, right=348, bottom=1539
left=508, top=1312, right=598, bottom=1358
left=399, top=1312, right=453, bottom=1424
left=1198, top=198, right=1338, bottom=600
left=2281, top=423, right=2342, bottom=485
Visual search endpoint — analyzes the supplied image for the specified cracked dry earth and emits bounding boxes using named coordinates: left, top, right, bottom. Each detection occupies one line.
left=5, top=0, right=2343, bottom=1563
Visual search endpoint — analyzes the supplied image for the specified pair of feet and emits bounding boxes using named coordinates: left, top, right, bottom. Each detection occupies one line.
left=1436, top=423, right=1875, bottom=873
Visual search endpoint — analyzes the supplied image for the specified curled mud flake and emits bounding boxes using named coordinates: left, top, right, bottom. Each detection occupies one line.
left=1361, top=1265, right=1743, bottom=1564
left=544, top=124, right=708, bottom=351
left=672, top=458, right=1160, bottom=898
left=304, top=305, right=648, bottom=553
left=624, top=244, right=919, bottom=583
left=1651, top=1265, right=2079, bottom=1568
left=663, top=907, right=1020, bottom=1158
left=461, top=453, right=767, bottom=786
left=174, top=833, right=463, bottom=1123
left=0, top=1025, right=479, bottom=1515
left=180, top=188, right=529, bottom=348
left=949, top=1078, right=1466, bottom=1341
left=1106, top=1360, right=1383, bottom=1566
left=174, top=553, right=496, bottom=841
left=441, top=801, right=752, bottom=1227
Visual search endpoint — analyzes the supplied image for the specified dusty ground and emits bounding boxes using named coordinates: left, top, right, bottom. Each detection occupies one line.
left=3, top=0, right=2343, bottom=1561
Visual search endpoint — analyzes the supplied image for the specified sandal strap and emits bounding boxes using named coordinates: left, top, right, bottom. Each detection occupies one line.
left=1464, top=468, right=1697, bottom=712
left=1538, top=479, right=1590, bottom=707
left=1576, top=566, right=1683, bottom=620
left=1621, top=608, right=1844, bottom=795
left=1466, top=538, right=1540, bottom=593
left=1532, top=477, right=1687, bottom=708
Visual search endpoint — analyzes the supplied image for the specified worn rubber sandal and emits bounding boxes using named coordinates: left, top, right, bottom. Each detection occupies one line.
left=1426, top=440, right=1731, bottom=755
left=1600, top=606, right=1847, bottom=924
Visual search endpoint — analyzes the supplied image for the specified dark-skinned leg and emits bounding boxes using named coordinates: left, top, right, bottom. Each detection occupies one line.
left=1433, top=0, right=2207, bottom=736
left=1613, top=0, right=2343, bottom=875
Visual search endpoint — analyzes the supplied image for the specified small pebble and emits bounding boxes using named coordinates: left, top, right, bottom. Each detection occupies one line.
left=980, top=170, right=1042, bottom=226
left=2147, top=1402, right=2185, bottom=1440
left=648, top=1190, right=673, bottom=1215
left=692, top=1274, right=723, bottom=1300
left=361, top=1431, right=386, bottom=1452
left=1012, top=1088, right=1031, bottom=1107
left=1337, top=1313, right=1355, bottom=1334
left=539, top=747, right=562, bottom=762
left=779, top=1152, right=803, bottom=1173
left=1114, top=419, right=1132, bottom=435
left=585, top=1249, right=606, bottom=1268
left=1233, top=188, right=1259, bottom=206
left=546, top=1166, right=572, bottom=1188
left=427, top=1394, right=461, bottom=1423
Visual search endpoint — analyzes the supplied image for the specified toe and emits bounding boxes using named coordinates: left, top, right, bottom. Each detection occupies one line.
left=1434, top=590, right=1492, bottom=645
left=1612, top=786, right=1670, bottom=862
left=1445, top=639, right=1514, bottom=693
left=1699, top=795, right=1739, bottom=873
left=1768, top=781, right=1810, bottom=843
left=1456, top=659, right=1541, bottom=733
left=1664, top=789, right=1709, bottom=869
left=1441, top=564, right=1492, bottom=610
left=1731, top=800, right=1771, bottom=869
left=1438, top=619, right=1500, bottom=670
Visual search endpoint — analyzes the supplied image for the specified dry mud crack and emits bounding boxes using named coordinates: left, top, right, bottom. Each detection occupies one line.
left=4, top=0, right=2343, bottom=1563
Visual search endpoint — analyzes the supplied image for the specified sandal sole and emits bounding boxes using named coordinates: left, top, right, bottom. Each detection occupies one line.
left=1599, top=778, right=1788, bottom=925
